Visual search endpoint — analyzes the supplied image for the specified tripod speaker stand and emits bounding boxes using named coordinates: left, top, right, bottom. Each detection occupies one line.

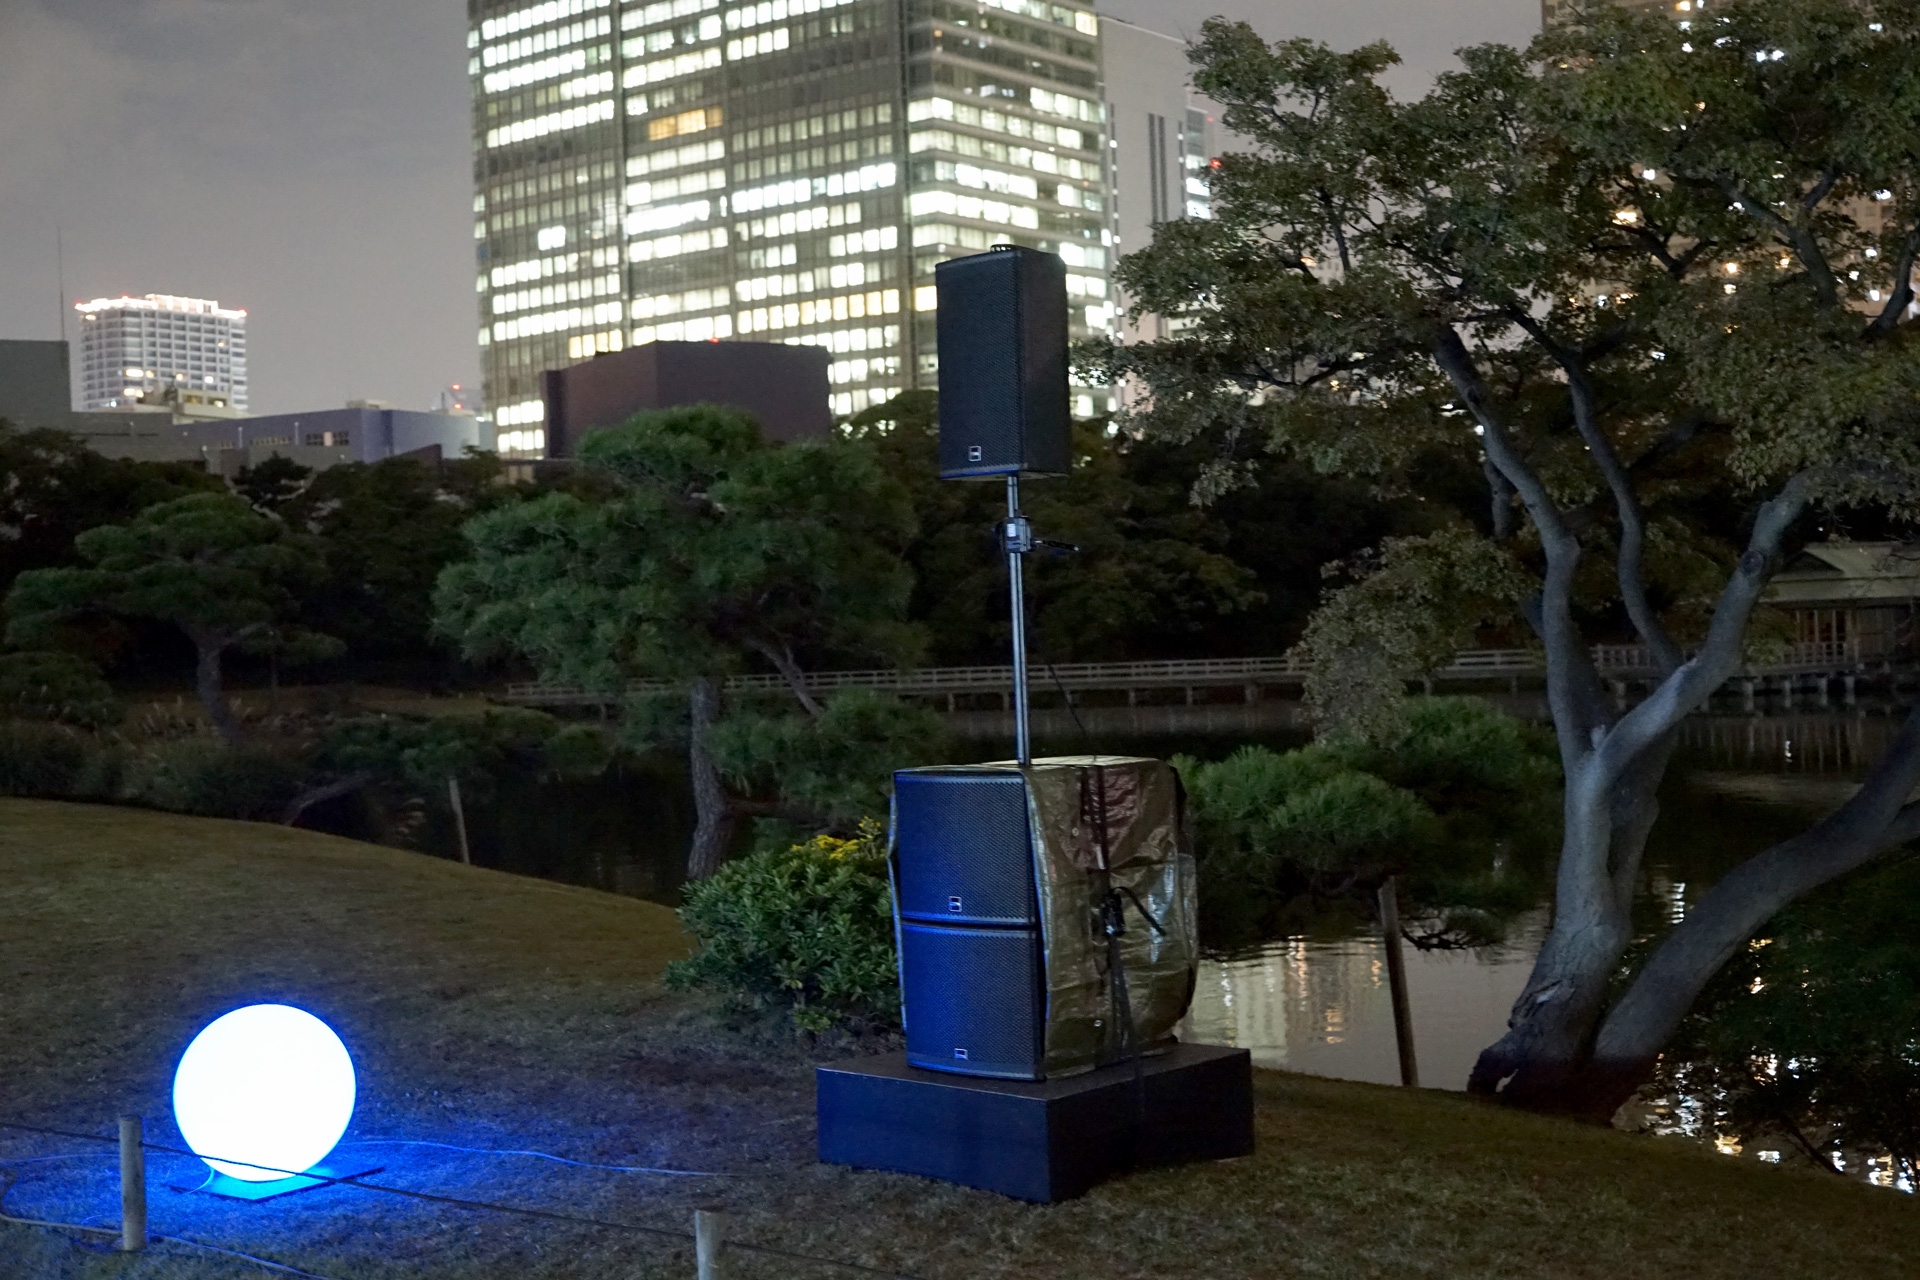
left=815, top=246, right=1253, bottom=1201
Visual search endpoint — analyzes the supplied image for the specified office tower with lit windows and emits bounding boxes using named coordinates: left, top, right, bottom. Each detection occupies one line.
left=1100, top=15, right=1218, bottom=345
left=468, top=0, right=1113, bottom=457
left=73, top=294, right=249, bottom=414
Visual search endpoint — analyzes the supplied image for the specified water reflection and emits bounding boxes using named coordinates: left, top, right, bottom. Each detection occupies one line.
left=1178, top=914, right=1548, bottom=1091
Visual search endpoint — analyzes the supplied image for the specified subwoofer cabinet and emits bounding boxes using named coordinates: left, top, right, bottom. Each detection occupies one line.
left=889, top=757, right=1198, bottom=1081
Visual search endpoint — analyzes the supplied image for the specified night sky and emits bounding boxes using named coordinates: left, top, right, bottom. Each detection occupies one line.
left=0, top=0, right=1537, bottom=416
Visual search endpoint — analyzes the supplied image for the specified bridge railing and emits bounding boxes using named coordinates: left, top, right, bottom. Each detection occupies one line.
left=499, top=641, right=1868, bottom=707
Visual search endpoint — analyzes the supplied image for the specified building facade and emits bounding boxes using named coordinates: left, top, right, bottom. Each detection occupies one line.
left=467, top=0, right=1115, bottom=457
left=73, top=294, right=249, bottom=414
left=1543, top=0, right=1672, bottom=29
left=1100, top=15, right=1218, bottom=345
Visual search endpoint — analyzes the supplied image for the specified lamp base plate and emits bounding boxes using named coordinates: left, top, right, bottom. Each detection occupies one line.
left=180, top=1163, right=384, bottom=1201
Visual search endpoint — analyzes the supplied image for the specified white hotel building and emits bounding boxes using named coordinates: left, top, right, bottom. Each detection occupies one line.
left=468, top=0, right=1128, bottom=456
left=73, top=294, right=249, bottom=415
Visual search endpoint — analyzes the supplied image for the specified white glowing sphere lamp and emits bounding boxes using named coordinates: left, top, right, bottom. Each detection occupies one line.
left=172, top=1004, right=357, bottom=1182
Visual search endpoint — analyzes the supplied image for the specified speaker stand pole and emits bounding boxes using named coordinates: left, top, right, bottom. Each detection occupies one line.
left=1003, top=473, right=1033, bottom=764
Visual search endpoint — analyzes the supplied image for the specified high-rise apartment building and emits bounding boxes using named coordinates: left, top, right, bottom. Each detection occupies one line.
left=1543, top=0, right=1671, bottom=29
left=467, top=0, right=1114, bottom=457
left=73, top=294, right=249, bottom=414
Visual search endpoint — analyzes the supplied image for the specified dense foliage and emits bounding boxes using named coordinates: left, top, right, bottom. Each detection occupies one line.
left=0, top=651, right=120, bottom=728
left=1659, top=854, right=1920, bottom=1180
left=1176, top=698, right=1559, bottom=950
left=434, top=405, right=935, bottom=877
left=663, top=819, right=899, bottom=1034
left=5, top=493, right=332, bottom=742
left=849, top=391, right=1436, bottom=665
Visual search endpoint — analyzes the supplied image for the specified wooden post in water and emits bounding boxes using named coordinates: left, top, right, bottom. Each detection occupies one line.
left=1376, top=878, right=1419, bottom=1088
left=118, top=1116, right=146, bottom=1253
left=694, top=1208, right=727, bottom=1279
left=448, top=776, right=472, bottom=866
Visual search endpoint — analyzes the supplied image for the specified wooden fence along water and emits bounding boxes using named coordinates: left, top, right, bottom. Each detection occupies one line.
left=500, top=641, right=1898, bottom=713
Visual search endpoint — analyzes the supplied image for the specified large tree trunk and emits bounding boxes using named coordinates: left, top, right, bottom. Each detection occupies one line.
left=1467, top=752, right=1652, bottom=1113
left=189, top=631, right=243, bottom=745
left=684, top=675, right=736, bottom=880
left=1474, top=701, right=1920, bottom=1122
left=1577, top=703, right=1920, bottom=1114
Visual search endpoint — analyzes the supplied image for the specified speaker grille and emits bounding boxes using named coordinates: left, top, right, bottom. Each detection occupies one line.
left=893, top=772, right=1038, bottom=926
left=899, top=922, right=1045, bottom=1079
left=935, top=247, right=1070, bottom=478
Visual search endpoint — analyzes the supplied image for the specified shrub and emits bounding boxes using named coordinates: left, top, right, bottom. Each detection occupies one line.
left=124, top=738, right=306, bottom=822
left=1174, top=697, right=1560, bottom=951
left=663, top=818, right=899, bottom=1034
left=0, top=652, right=120, bottom=728
left=0, top=721, right=90, bottom=796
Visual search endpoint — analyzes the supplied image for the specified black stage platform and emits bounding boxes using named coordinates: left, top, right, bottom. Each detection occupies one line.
left=816, top=1042, right=1253, bottom=1202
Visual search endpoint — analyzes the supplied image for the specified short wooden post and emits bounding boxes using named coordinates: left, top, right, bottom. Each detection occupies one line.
left=119, top=1116, right=146, bottom=1253
left=448, top=776, right=472, bottom=866
left=1376, top=879, right=1419, bottom=1089
left=694, top=1208, right=727, bottom=1279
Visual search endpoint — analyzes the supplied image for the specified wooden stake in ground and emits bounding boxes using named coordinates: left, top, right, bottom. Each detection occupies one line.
left=118, top=1115, right=146, bottom=1252
left=1376, top=878, right=1419, bottom=1088
left=694, top=1208, right=727, bottom=1279
left=448, top=776, right=471, bottom=866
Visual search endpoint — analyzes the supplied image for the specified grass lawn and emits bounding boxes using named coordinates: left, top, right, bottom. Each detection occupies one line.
left=2, top=797, right=1914, bottom=1279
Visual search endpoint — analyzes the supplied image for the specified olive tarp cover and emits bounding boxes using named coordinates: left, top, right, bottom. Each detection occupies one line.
left=891, top=756, right=1199, bottom=1079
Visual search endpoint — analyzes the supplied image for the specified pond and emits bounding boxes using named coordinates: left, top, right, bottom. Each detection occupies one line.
left=371, top=697, right=1913, bottom=1184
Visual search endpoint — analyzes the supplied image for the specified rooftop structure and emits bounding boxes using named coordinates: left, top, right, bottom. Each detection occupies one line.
left=538, top=338, right=829, bottom=455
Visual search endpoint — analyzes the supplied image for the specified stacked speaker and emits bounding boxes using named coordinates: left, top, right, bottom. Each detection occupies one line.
left=891, top=769, right=1048, bottom=1079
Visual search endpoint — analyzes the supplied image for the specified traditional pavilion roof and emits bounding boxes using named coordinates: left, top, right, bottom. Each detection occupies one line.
left=1766, top=542, right=1920, bottom=606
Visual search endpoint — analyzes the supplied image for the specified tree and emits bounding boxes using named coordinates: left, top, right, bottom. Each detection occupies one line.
left=279, top=457, right=504, bottom=672
left=850, top=391, right=1371, bottom=665
left=5, top=494, right=329, bottom=742
left=434, top=405, right=925, bottom=879
left=0, top=421, right=220, bottom=602
left=1096, top=1, right=1920, bottom=1116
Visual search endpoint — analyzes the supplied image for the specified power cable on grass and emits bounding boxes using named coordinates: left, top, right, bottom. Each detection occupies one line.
left=2, top=1120, right=926, bottom=1280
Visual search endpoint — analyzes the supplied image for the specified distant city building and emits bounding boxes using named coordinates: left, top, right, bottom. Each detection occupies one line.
left=1100, top=16, right=1221, bottom=345
left=1543, top=0, right=1670, bottom=30
left=431, top=382, right=483, bottom=414
left=539, top=338, right=828, bottom=456
left=188, top=404, right=493, bottom=476
left=467, top=0, right=1113, bottom=457
left=0, top=338, right=197, bottom=461
left=0, top=339, right=484, bottom=471
left=73, top=294, right=249, bottom=414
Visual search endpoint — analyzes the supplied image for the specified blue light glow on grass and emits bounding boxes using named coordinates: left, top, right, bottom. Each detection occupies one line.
left=172, top=1004, right=356, bottom=1183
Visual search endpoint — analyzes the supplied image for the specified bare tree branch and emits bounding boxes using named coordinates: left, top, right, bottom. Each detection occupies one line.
left=1593, top=470, right=1816, bottom=785
left=1510, top=311, right=1681, bottom=672
left=745, top=636, right=824, bottom=718
left=1713, top=175, right=1840, bottom=306
left=1429, top=324, right=1607, bottom=755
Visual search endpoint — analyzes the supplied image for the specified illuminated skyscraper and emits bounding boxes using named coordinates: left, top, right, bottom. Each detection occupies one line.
left=468, top=0, right=1113, bottom=457
left=73, top=294, right=249, bottom=414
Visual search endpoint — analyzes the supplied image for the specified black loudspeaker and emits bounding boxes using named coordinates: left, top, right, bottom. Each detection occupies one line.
left=892, top=771, right=1046, bottom=1079
left=934, top=246, right=1071, bottom=479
